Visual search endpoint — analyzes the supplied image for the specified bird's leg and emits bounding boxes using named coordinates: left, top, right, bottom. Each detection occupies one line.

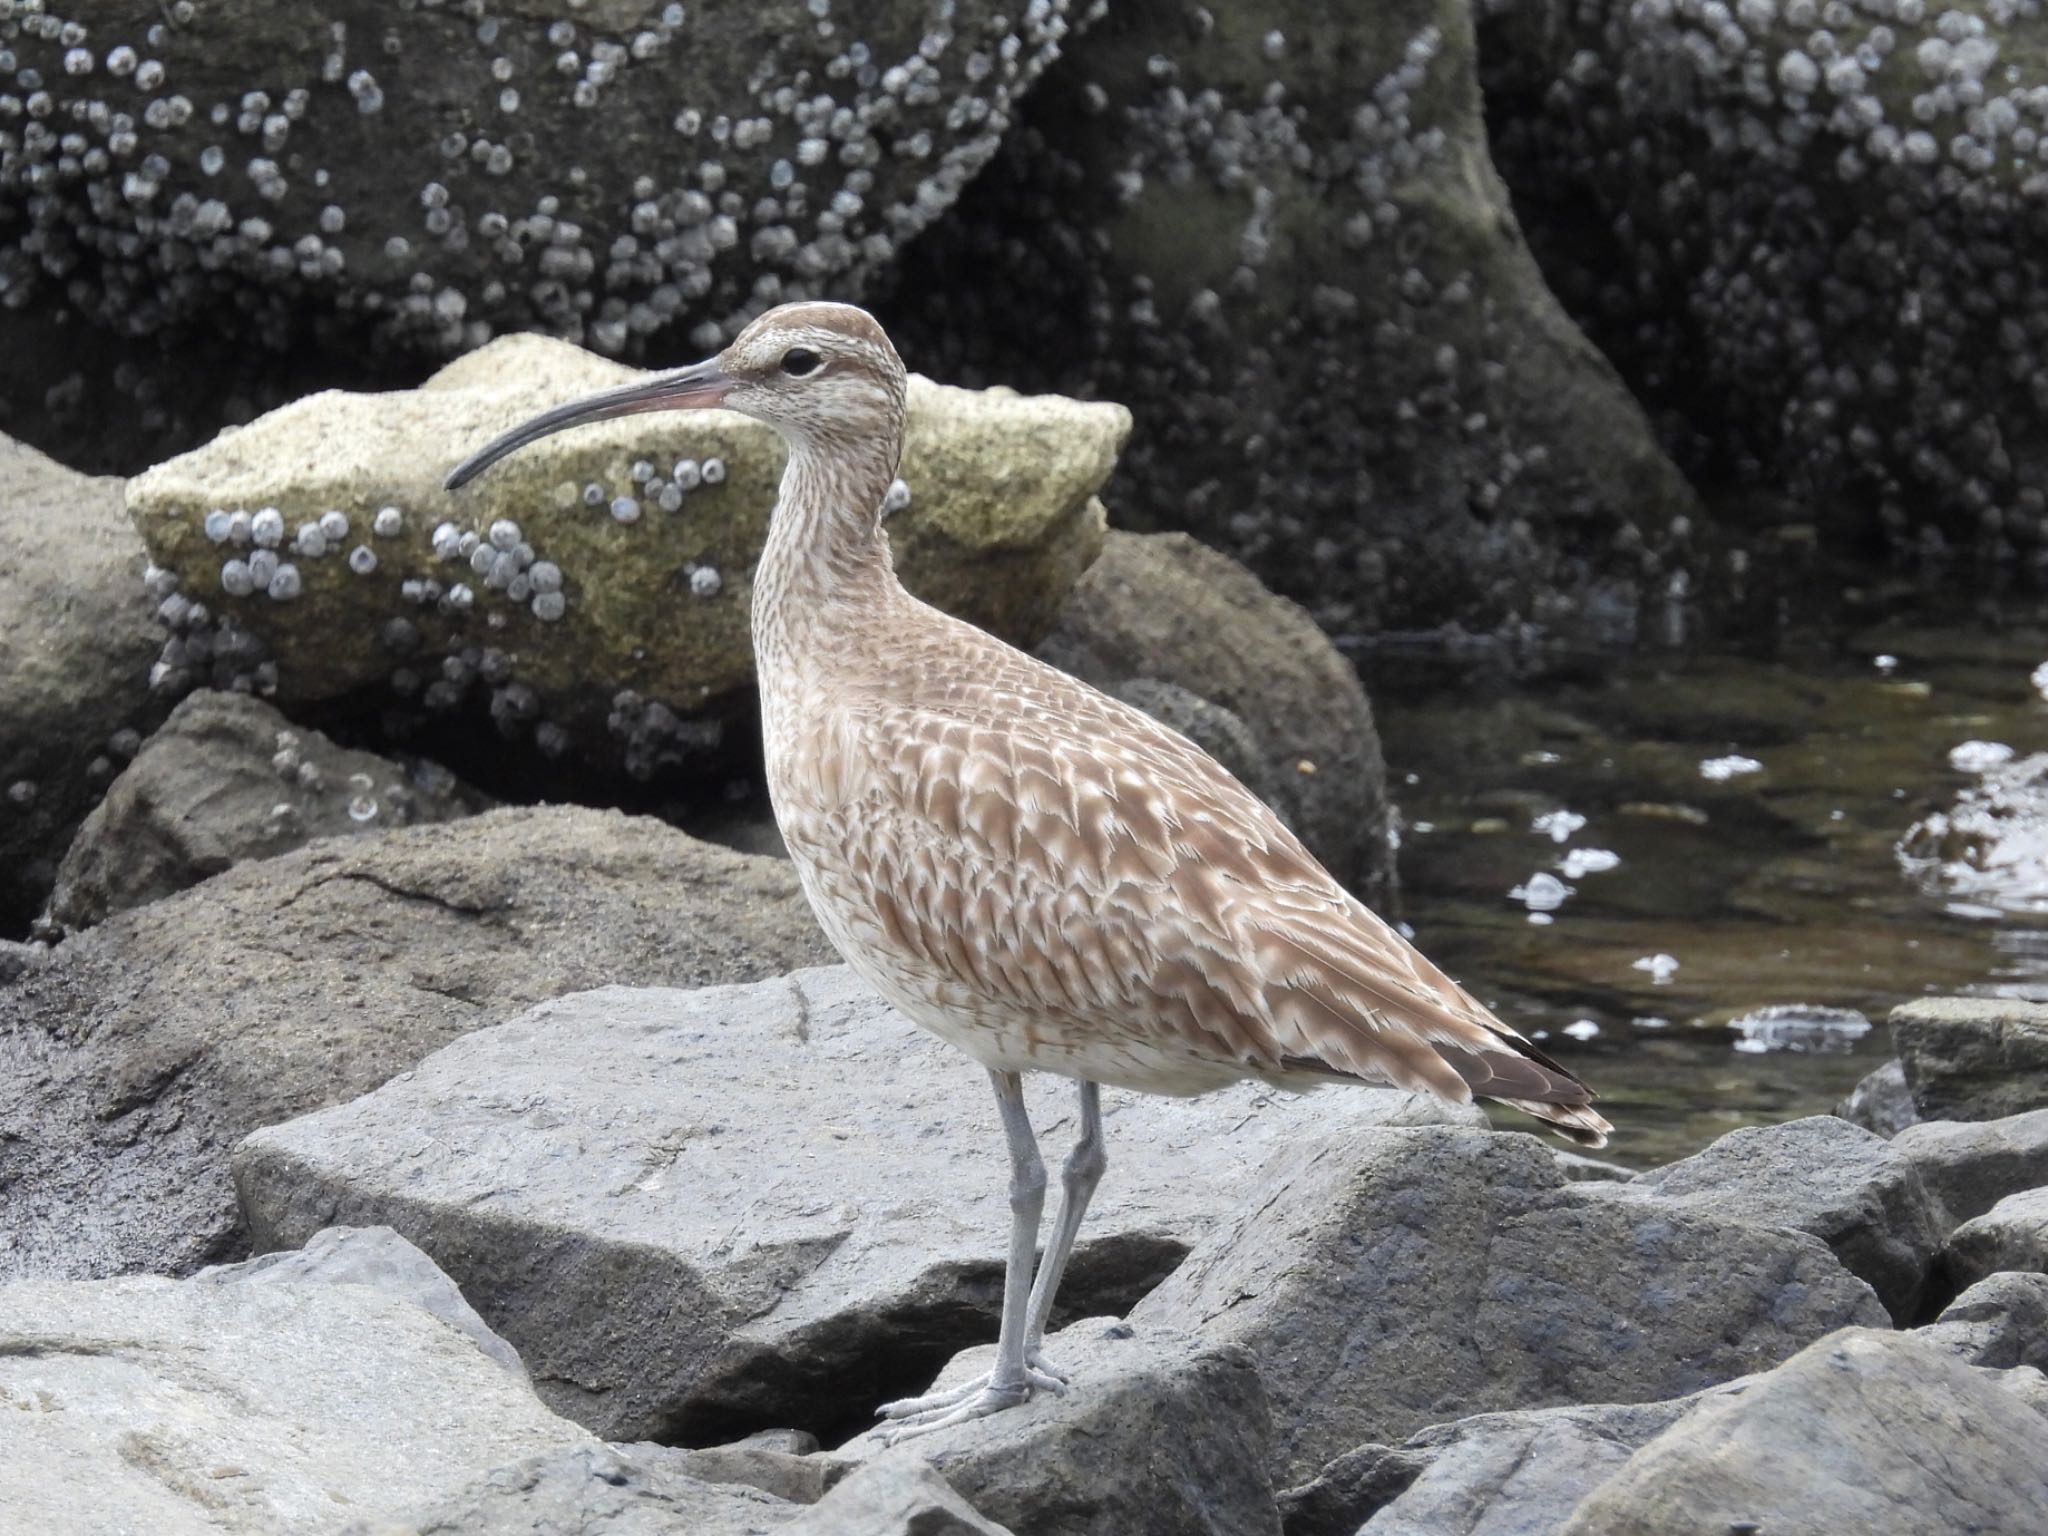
left=1019, top=1079, right=1106, bottom=1373
left=878, top=1069, right=1060, bottom=1435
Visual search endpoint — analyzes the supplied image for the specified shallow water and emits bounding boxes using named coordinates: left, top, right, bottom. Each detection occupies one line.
left=1359, top=589, right=2048, bottom=1167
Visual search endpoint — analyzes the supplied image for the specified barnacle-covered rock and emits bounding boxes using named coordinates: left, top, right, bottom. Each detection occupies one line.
left=0, top=433, right=165, bottom=935
left=126, top=332, right=1126, bottom=778
left=879, top=0, right=1702, bottom=654
left=49, top=688, right=489, bottom=931
left=1482, top=0, right=2048, bottom=571
left=0, top=0, right=1089, bottom=470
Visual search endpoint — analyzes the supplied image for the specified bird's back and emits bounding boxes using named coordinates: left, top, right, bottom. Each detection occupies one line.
left=762, top=586, right=1611, bottom=1148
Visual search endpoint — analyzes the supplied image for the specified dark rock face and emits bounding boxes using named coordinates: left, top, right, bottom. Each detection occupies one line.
left=1482, top=1, right=2048, bottom=575
left=837, top=1319, right=1282, bottom=1536
left=0, top=0, right=1088, bottom=472
left=1036, top=531, right=1395, bottom=907
left=880, top=0, right=1700, bottom=654
left=1625, top=1115, right=1948, bottom=1322
left=0, top=434, right=165, bottom=935
left=1836, top=1057, right=1920, bottom=1137
left=1558, top=1330, right=2048, bottom=1536
left=1130, top=1126, right=1887, bottom=1483
left=1892, top=996, right=2048, bottom=1122
left=50, top=689, right=488, bottom=930
left=235, top=966, right=1473, bottom=1445
left=0, top=806, right=832, bottom=1280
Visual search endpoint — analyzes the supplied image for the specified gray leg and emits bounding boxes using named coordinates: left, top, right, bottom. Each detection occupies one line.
left=878, top=1069, right=1057, bottom=1435
left=1023, top=1079, right=1105, bottom=1355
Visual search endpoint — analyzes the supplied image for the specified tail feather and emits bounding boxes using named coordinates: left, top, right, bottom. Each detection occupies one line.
left=1434, top=1037, right=1612, bottom=1150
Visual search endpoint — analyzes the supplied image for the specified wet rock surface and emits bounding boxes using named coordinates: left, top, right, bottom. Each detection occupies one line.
left=1557, top=1330, right=2048, bottom=1536
left=1129, top=1125, right=1888, bottom=1483
left=1036, top=530, right=1395, bottom=909
left=49, top=688, right=487, bottom=931
left=1623, top=1115, right=1947, bottom=1321
left=0, top=433, right=166, bottom=934
left=0, top=805, right=831, bottom=1280
left=880, top=0, right=1700, bottom=651
left=126, top=336, right=1125, bottom=779
left=235, top=966, right=1478, bottom=1445
left=0, top=1, right=1088, bottom=471
left=837, top=1318, right=1280, bottom=1536
left=0, top=1243, right=598, bottom=1535
left=1892, top=996, right=2048, bottom=1121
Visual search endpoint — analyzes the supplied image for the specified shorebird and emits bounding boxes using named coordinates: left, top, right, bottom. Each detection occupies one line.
left=446, top=301, right=1610, bottom=1435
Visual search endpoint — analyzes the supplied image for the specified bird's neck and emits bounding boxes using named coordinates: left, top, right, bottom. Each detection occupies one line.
left=751, top=428, right=903, bottom=677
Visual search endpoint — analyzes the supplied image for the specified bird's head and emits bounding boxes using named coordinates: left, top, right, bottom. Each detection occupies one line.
left=444, top=301, right=907, bottom=491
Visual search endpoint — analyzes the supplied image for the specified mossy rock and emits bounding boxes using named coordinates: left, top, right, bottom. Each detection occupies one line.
left=127, top=333, right=1127, bottom=769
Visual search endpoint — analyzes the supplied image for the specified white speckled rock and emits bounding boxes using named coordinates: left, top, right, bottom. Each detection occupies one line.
left=126, top=336, right=1125, bottom=771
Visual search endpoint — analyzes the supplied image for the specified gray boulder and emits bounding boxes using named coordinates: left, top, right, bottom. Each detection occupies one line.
left=342, top=1444, right=801, bottom=1536
left=235, top=966, right=1477, bottom=1443
left=199, top=1224, right=523, bottom=1377
left=881, top=0, right=1700, bottom=654
left=1035, top=531, right=1395, bottom=909
left=1940, top=1188, right=2048, bottom=1297
left=1892, top=997, right=2048, bottom=1122
left=1282, top=1396, right=1705, bottom=1536
left=1559, top=1330, right=2048, bottom=1536
left=670, top=1439, right=849, bottom=1509
left=837, top=1319, right=1280, bottom=1536
left=1919, top=1271, right=2048, bottom=1374
left=0, top=805, right=831, bottom=1280
left=126, top=336, right=1124, bottom=776
left=0, top=433, right=165, bottom=933
left=1625, top=1115, right=1947, bottom=1320
left=1130, top=1126, right=1887, bottom=1483
left=0, top=1265, right=597, bottom=1535
left=1894, top=1108, right=2048, bottom=1226
left=49, top=689, right=486, bottom=930
left=784, top=1461, right=1015, bottom=1536
left=1835, top=1057, right=1919, bottom=1137
left=0, top=2, right=1087, bottom=469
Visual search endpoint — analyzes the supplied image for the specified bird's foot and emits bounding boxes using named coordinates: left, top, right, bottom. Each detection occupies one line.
left=875, top=1354, right=1067, bottom=1441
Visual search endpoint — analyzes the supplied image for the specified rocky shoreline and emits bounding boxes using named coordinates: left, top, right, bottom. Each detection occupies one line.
left=4, top=958, right=2045, bottom=1533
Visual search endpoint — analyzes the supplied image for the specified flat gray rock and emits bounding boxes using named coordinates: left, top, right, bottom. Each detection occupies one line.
left=342, top=1443, right=799, bottom=1536
left=0, top=1268, right=595, bottom=1535
left=0, top=804, right=832, bottom=1281
left=199, top=1224, right=523, bottom=1377
left=1625, top=1115, right=1946, bottom=1320
left=838, top=1318, right=1278, bottom=1536
left=1892, top=997, right=2048, bottom=1122
left=1560, top=1330, right=2048, bottom=1536
left=1334, top=1397, right=1707, bottom=1536
left=237, top=965, right=1477, bottom=1442
left=49, top=689, right=486, bottom=930
left=1130, top=1126, right=1888, bottom=1484
left=1894, top=1108, right=2048, bottom=1226
left=1919, top=1271, right=2048, bottom=1374
left=784, top=1461, right=1015, bottom=1536
left=1941, top=1188, right=2048, bottom=1297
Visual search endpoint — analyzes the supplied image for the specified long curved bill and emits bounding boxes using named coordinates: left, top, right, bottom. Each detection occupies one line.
left=443, top=359, right=734, bottom=490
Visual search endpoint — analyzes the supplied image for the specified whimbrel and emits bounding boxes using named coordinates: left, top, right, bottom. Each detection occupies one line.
left=446, top=302, right=1610, bottom=1435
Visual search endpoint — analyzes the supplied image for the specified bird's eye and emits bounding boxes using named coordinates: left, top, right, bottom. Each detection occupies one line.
left=780, top=347, right=821, bottom=377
